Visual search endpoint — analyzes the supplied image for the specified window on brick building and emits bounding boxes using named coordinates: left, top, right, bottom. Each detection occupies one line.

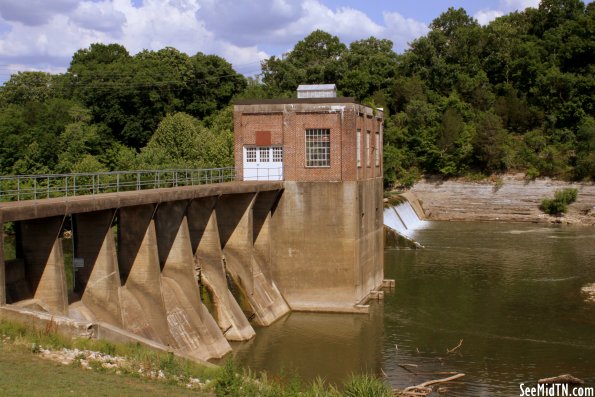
left=375, top=132, right=380, bottom=167
left=366, top=131, right=371, bottom=167
left=259, top=146, right=270, bottom=162
left=305, top=128, right=330, bottom=167
left=273, top=146, right=283, bottom=162
left=246, top=147, right=257, bottom=162
left=356, top=129, right=361, bottom=168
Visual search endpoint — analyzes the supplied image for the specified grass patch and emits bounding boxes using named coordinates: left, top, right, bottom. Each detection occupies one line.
left=0, top=347, right=205, bottom=397
left=0, top=319, right=396, bottom=396
left=383, top=191, right=407, bottom=207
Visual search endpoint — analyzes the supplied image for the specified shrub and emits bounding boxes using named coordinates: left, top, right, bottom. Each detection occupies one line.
left=540, top=198, right=567, bottom=215
left=540, top=188, right=578, bottom=215
left=554, top=188, right=578, bottom=204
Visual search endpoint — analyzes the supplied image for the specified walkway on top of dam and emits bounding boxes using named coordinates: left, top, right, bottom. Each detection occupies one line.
left=0, top=167, right=283, bottom=222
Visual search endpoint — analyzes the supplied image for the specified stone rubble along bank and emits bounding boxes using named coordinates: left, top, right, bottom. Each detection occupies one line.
left=27, top=343, right=209, bottom=390
left=410, top=174, right=595, bottom=226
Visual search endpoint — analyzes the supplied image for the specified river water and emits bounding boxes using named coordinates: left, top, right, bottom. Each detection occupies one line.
left=230, top=221, right=595, bottom=395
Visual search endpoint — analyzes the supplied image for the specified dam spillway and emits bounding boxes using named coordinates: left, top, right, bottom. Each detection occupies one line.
left=383, top=199, right=427, bottom=237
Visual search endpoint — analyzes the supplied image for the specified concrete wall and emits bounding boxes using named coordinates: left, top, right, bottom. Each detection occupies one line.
left=270, top=180, right=384, bottom=312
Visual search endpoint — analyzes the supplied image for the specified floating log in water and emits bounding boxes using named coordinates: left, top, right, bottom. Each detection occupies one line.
left=538, top=374, right=584, bottom=385
left=400, top=373, right=466, bottom=397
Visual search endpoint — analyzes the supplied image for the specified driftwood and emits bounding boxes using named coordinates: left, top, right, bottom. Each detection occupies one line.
left=538, top=374, right=584, bottom=385
left=400, top=373, right=466, bottom=396
left=398, top=364, right=418, bottom=374
left=447, top=339, right=463, bottom=354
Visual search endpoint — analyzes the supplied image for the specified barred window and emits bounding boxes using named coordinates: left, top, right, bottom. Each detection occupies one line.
left=375, top=132, right=380, bottom=167
left=305, top=128, right=330, bottom=167
left=356, top=129, right=361, bottom=168
left=273, top=146, right=283, bottom=162
left=246, top=147, right=257, bottom=162
left=259, top=147, right=270, bottom=162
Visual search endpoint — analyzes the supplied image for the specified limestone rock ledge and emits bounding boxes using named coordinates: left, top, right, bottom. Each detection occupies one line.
left=411, top=174, right=595, bottom=226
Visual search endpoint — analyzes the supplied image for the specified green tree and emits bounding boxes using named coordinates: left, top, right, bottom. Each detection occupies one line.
left=339, top=37, right=398, bottom=102
left=262, top=30, right=347, bottom=94
left=139, top=112, right=233, bottom=169
left=0, top=71, right=58, bottom=106
left=473, top=112, right=509, bottom=173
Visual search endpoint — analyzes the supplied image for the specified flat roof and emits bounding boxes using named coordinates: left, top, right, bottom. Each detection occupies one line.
left=297, top=84, right=336, bottom=91
left=234, top=97, right=357, bottom=105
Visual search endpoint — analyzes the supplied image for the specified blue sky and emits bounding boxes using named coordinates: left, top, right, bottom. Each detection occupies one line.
left=0, top=0, right=579, bottom=81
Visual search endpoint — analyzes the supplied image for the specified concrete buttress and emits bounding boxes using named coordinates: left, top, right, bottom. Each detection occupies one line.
left=216, top=193, right=290, bottom=326
left=118, top=205, right=175, bottom=347
left=17, top=216, right=68, bottom=314
left=155, top=201, right=231, bottom=360
left=188, top=197, right=255, bottom=341
left=71, top=210, right=122, bottom=326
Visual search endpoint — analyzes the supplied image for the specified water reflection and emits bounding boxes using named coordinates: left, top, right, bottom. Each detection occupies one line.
left=384, top=221, right=595, bottom=395
left=231, top=221, right=595, bottom=395
left=226, top=305, right=384, bottom=384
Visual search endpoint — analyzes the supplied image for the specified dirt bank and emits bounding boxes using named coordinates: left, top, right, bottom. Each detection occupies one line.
left=410, top=174, right=595, bottom=226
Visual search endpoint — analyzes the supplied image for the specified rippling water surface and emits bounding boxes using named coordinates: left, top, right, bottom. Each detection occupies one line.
left=230, top=221, right=595, bottom=395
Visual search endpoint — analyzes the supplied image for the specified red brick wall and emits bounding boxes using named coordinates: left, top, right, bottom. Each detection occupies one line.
left=234, top=102, right=383, bottom=182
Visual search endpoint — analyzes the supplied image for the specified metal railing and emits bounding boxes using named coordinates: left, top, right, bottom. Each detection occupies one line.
left=242, top=167, right=284, bottom=181
left=0, top=168, right=236, bottom=202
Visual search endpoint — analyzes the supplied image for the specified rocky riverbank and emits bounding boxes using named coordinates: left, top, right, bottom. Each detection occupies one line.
left=410, top=174, right=595, bottom=226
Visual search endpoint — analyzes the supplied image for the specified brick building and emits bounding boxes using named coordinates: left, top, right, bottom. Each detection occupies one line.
left=233, top=86, right=385, bottom=313
left=234, top=86, right=384, bottom=182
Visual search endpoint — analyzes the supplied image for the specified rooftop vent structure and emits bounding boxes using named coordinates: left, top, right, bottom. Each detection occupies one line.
left=297, top=84, right=337, bottom=99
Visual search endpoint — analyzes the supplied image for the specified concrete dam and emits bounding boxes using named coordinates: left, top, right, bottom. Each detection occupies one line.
left=1, top=181, right=294, bottom=361
left=0, top=89, right=387, bottom=362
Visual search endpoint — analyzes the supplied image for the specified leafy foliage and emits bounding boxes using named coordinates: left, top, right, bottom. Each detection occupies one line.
left=0, top=1, right=592, bottom=187
left=540, top=187, right=579, bottom=215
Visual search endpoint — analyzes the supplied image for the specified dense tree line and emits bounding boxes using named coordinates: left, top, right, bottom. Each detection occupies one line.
left=0, top=0, right=593, bottom=186
left=0, top=45, right=244, bottom=174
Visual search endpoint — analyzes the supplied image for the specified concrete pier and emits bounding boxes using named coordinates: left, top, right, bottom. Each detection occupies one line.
left=188, top=197, right=256, bottom=341
left=17, top=216, right=68, bottom=314
left=217, top=193, right=290, bottom=326
left=155, top=201, right=231, bottom=359
left=118, top=205, right=175, bottom=346
left=72, top=210, right=122, bottom=325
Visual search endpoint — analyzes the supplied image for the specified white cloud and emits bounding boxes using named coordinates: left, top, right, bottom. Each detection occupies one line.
left=198, top=0, right=303, bottom=46
left=503, top=0, right=540, bottom=10
left=382, top=11, right=429, bottom=52
left=0, top=0, right=78, bottom=26
left=475, top=9, right=504, bottom=26
left=474, top=0, right=540, bottom=26
left=0, top=0, right=269, bottom=79
left=284, top=0, right=384, bottom=42
left=198, top=0, right=384, bottom=49
left=0, top=0, right=432, bottom=81
left=71, top=2, right=127, bottom=34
